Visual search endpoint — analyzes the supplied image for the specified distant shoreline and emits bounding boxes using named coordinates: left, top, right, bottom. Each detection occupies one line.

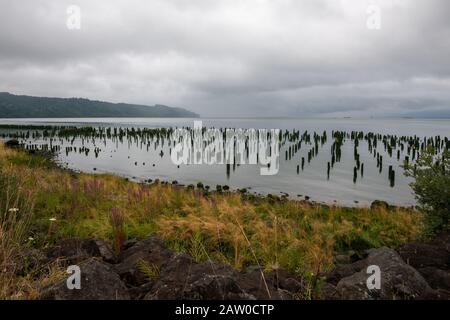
left=0, top=92, right=199, bottom=118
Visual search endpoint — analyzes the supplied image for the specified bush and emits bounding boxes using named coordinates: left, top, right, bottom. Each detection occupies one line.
left=404, top=147, right=450, bottom=232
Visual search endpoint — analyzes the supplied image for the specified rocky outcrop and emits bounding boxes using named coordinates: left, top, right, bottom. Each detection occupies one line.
left=143, top=253, right=251, bottom=300
left=44, top=238, right=116, bottom=265
left=325, top=247, right=434, bottom=299
left=325, top=259, right=367, bottom=286
left=115, top=237, right=173, bottom=286
left=38, top=236, right=306, bottom=300
left=322, top=232, right=450, bottom=300
left=39, top=258, right=130, bottom=300
left=141, top=254, right=304, bottom=300
left=239, top=269, right=305, bottom=300
left=418, top=267, right=450, bottom=293
left=396, top=231, right=450, bottom=299
left=397, top=242, right=449, bottom=269
left=36, top=233, right=450, bottom=300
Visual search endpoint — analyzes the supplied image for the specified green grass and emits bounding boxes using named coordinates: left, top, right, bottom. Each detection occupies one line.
left=0, top=142, right=426, bottom=298
left=138, top=260, right=160, bottom=281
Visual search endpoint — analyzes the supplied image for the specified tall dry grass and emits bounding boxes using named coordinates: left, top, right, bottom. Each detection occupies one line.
left=0, top=145, right=35, bottom=298
left=109, top=207, right=127, bottom=254
left=153, top=191, right=423, bottom=278
left=0, top=142, right=425, bottom=298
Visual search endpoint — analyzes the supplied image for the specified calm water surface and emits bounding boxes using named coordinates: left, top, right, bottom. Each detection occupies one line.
left=1, top=117, right=449, bottom=207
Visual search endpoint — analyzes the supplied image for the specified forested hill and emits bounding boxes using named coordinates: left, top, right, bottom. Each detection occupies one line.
left=0, top=92, right=199, bottom=118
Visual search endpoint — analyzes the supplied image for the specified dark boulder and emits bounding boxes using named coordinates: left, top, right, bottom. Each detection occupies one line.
left=39, top=258, right=130, bottom=300
left=319, top=283, right=339, bottom=300
left=370, top=200, right=389, bottom=210
left=113, top=237, right=308, bottom=300
left=396, top=231, right=450, bottom=298
left=239, top=269, right=305, bottom=299
left=325, top=259, right=367, bottom=286
left=33, top=236, right=308, bottom=300
left=127, top=282, right=155, bottom=300
left=323, top=247, right=435, bottom=299
left=123, top=238, right=139, bottom=250
left=397, top=242, right=450, bottom=269
left=115, top=237, right=173, bottom=286
left=334, top=254, right=351, bottom=265
left=417, top=267, right=450, bottom=298
left=430, top=231, right=450, bottom=252
left=5, top=139, right=19, bottom=148
left=45, top=238, right=116, bottom=264
left=144, top=253, right=252, bottom=300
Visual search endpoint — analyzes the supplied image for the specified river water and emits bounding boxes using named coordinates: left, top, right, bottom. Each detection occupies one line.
left=1, top=117, right=449, bottom=206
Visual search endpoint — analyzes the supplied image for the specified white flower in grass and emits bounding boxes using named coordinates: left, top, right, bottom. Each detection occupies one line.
left=49, top=217, right=57, bottom=222
left=8, top=208, right=19, bottom=213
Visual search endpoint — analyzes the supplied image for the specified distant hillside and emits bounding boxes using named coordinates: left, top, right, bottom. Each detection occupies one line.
left=0, top=92, right=199, bottom=118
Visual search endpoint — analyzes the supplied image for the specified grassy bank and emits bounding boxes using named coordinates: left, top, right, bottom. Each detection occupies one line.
left=0, top=142, right=425, bottom=298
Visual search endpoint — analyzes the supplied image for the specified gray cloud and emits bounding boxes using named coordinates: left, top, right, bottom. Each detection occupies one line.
left=0, top=0, right=449, bottom=117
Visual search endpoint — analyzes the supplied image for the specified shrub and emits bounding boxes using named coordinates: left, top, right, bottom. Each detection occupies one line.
left=405, top=147, right=450, bottom=232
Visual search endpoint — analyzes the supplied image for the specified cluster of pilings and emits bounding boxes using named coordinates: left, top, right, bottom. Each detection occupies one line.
left=0, top=124, right=448, bottom=187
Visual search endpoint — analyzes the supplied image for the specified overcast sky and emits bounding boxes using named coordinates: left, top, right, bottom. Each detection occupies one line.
left=1, top=0, right=450, bottom=117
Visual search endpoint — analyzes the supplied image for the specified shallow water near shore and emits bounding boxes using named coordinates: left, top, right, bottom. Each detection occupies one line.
left=1, top=117, right=449, bottom=207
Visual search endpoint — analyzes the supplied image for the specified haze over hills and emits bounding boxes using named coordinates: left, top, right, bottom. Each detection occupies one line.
left=0, top=92, right=199, bottom=118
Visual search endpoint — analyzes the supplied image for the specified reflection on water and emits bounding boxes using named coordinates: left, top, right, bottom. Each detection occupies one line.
left=1, top=117, right=449, bottom=207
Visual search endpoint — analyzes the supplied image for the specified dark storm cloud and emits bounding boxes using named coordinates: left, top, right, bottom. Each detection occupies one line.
left=0, top=0, right=449, bottom=117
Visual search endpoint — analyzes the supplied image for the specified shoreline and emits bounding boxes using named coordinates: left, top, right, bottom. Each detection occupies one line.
left=2, top=140, right=449, bottom=300
left=22, top=138, right=416, bottom=210
left=1, top=131, right=418, bottom=208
